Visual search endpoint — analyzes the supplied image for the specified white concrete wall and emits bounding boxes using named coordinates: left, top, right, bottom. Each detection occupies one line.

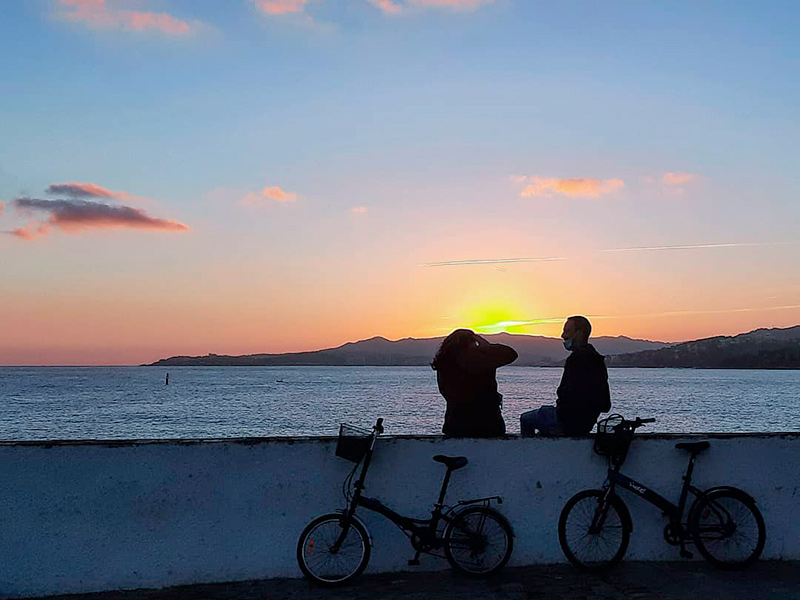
left=0, top=433, right=797, bottom=598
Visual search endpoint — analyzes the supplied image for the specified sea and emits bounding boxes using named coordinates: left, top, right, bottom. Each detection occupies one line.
left=1, top=367, right=799, bottom=441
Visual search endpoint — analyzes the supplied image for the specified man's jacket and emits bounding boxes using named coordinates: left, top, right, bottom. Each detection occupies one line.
left=556, top=344, right=611, bottom=435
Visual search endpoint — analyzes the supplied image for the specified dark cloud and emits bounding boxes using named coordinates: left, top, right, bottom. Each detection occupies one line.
left=46, top=182, right=128, bottom=200
left=9, top=197, right=189, bottom=240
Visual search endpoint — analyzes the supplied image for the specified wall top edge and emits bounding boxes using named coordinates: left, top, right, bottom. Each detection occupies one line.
left=0, top=432, right=798, bottom=448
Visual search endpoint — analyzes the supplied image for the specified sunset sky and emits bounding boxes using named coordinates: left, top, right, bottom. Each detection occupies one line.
left=1, top=0, right=799, bottom=365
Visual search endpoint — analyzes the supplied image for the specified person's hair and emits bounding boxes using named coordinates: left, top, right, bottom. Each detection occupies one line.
left=567, top=315, right=592, bottom=339
left=431, top=328, right=476, bottom=371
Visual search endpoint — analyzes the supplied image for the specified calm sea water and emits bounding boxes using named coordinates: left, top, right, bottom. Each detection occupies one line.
left=1, top=367, right=799, bottom=440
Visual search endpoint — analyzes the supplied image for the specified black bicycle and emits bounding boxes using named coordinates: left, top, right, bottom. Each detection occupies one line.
left=558, top=414, right=766, bottom=571
left=297, top=418, right=514, bottom=586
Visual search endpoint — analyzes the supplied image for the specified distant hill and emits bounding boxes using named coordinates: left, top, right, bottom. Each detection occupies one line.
left=146, top=332, right=669, bottom=367
left=607, top=326, right=800, bottom=369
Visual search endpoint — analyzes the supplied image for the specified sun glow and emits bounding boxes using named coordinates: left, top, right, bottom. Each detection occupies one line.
left=455, top=299, right=558, bottom=335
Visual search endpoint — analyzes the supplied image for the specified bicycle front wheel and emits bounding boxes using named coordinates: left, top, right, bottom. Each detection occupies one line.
left=689, top=488, right=766, bottom=570
left=443, top=506, right=513, bottom=576
left=297, top=513, right=371, bottom=586
left=558, top=489, right=631, bottom=571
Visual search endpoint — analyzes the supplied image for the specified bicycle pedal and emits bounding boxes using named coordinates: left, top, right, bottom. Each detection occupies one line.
left=408, top=559, right=420, bottom=566
left=680, top=549, right=694, bottom=559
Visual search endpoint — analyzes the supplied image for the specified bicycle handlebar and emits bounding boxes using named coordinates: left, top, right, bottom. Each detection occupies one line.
left=627, top=417, right=656, bottom=427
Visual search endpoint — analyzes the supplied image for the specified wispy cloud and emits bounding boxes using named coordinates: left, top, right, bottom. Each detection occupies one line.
left=350, top=206, right=368, bottom=214
left=601, top=241, right=800, bottom=253
left=46, top=182, right=133, bottom=201
left=239, top=185, right=298, bottom=207
left=592, top=304, right=800, bottom=321
left=424, top=257, right=567, bottom=267
left=250, top=0, right=308, bottom=15
left=424, top=241, right=800, bottom=267
left=57, top=0, right=198, bottom=35
left=515, top=176, right=625, bottom=199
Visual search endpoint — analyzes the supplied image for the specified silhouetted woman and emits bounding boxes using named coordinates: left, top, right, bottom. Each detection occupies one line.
left=431, top=329, right=518, bottom=437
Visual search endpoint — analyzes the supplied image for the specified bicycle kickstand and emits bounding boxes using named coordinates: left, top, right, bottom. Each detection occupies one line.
left=408, top=550, right=421, bottom=566
left=679, top=544, right=693, bottom=559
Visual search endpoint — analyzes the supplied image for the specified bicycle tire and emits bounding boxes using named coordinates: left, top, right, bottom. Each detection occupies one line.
left=443, top=506, right=513, bottom=577
left=689, top=488, right=766, bottom=570
left=297, top=513, right=371, bottom=586
left=558, top=489, right=631, bottom=571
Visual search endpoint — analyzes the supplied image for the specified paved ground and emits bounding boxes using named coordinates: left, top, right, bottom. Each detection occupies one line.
left=42, top=562, right=800, bottom=600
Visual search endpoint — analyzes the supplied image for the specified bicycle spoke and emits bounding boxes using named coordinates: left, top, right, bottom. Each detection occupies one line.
left=560, top=491, right=628, bottom=569
left=693, top=493, right=765, bottom=566
left=299, top=517, right=368, bottom=583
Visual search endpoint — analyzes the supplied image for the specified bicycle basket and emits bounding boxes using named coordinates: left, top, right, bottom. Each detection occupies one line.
left=335, top=423, right=372, bottom=463
left=594, top=414, right=633, bottom=465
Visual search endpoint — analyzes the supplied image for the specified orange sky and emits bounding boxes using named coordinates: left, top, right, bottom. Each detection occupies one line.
left=2, top=1, right=799, bottom=364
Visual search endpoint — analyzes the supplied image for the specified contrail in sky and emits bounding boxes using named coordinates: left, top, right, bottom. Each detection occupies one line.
left=423, top=241, right=800, bottom=267
left=601, top=241, right=800, bottom=253
left=423, top=257, right=567, bottom=267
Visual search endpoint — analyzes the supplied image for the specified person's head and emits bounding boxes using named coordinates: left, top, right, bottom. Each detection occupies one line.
left=431, top=328, right=477, bottom=370
left=562, top=315, right=591, bottom=352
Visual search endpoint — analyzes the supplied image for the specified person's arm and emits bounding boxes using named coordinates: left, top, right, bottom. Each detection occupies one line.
left=598, top=358, right=611, bottom=412
left=457, top=335, right=518, bottom=372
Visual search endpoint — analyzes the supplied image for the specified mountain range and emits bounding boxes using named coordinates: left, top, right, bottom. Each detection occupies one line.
left=148, top=325, right=800, bottom=369
left=607, top=325, right=800, bottom=369
left=147, top=333, right=667, bottom=367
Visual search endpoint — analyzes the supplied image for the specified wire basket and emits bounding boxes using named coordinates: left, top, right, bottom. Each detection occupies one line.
left=335, top=423, right=372, bottom=463
left=594, top=414, right=634, bottom=466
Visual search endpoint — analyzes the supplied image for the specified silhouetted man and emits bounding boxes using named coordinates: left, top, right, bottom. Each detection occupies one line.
left=520, top=316, right=611, bottom=436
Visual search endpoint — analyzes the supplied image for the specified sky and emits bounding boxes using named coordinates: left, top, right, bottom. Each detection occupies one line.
left=1, top=0, right=799, bottom=365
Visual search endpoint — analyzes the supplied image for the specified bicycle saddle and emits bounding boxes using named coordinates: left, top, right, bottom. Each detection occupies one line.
left=433, top=455, right=468, bottom=471
left=675, top=441, right=710, bottom=454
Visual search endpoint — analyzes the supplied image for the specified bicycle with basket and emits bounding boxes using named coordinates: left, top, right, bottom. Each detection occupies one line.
left=296, top=418, right=514, bottom=586
left=558, top=414, right=766, bottom=571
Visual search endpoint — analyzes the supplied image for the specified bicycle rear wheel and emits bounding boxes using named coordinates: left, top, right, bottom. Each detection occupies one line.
left=558, top=489, right=631, bottom=571
left=297, top=513, right=370, bottom=586
left=443, top=506, right=513, bottom=576
left=689, top=488, right=766, bottom=570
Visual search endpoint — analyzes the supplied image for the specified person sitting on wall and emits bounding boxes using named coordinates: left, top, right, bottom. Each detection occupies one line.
left=432, top=329, right=518, bottom=437
left=520, top=315, right=611, bottom=436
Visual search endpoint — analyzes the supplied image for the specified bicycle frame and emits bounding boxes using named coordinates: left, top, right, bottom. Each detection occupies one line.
left=333, top=422, right=501, bottom=554
left=596, top=451, right=705, bottom=538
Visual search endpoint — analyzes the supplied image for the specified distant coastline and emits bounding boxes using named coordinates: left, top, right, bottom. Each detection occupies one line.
left=147, top=325, right=800, bottom=369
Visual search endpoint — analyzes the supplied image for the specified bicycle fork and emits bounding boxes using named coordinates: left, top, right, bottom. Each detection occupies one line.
left=589, top=487, right=615, bottom=534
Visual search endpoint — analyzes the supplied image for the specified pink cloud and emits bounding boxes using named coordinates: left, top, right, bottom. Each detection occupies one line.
left=262, top=186, right=297, bottom=202
left=7, top=197, right=188, bottom=240
left=517, top=176, right=625, bottom=198
left=350, top=206, right=368, bottom=214
left=0, top=201, right=4, bottom=214
left=369, top=0, right=403, bottom=14
left=58, top=0, right=194, bottom=35
left=239, top=185, right=298, bottom=206
left=408, top=0, right=494, bottom=9
left=8, top=224, right=52, bottom=241
left=47, top=182, right=133, bottom=201
left=251, top=0, right=308, bottom=15
left=662, top=172, right=697, bottom=186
